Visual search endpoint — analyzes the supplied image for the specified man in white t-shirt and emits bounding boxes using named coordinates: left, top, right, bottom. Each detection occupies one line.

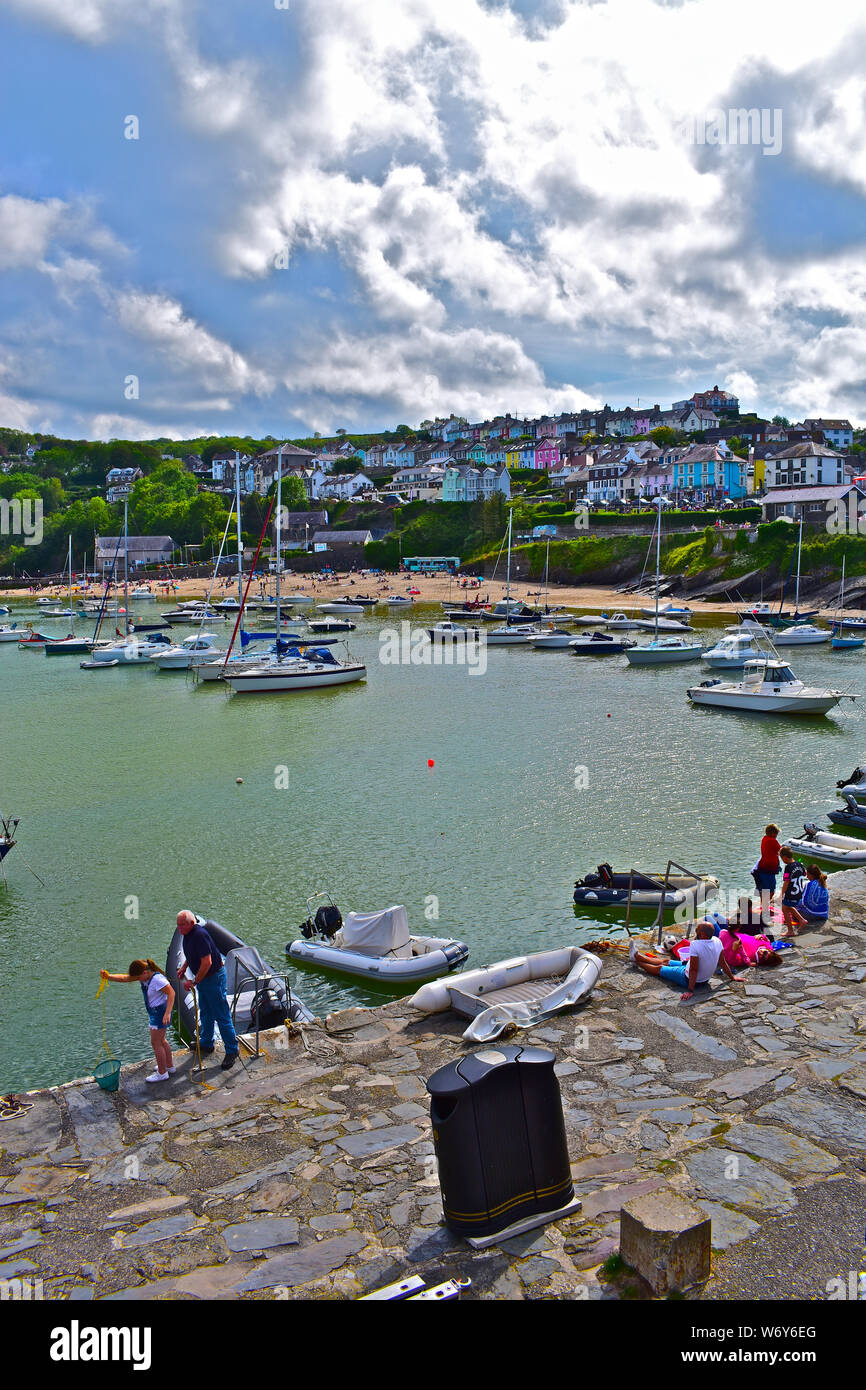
left=629, top=922, right=744, bottom=1002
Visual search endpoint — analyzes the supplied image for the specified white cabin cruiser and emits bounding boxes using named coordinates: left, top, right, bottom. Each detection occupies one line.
left=88, top=631, right=174, bottom=665
left=150, top=632, right=226, bottom=669
left=784, top=825, right=866, bottom=868
left=318, top=598, right=365, bottom=614
left=410, top=946, right=603, bottom=1043
left=640, top=602, right=692, bottom=620
left=605, top=612, right=653, bottom=630
left=484, top=625, right=536, bottom=645
left=287, top=899, right=468, bottom=987
left=427, top=621, right=483, bottom=641
left=688, top=659, right=852, bottom=715
left=531, top=626, right=574, bottom=649
left=772, top=624, right=830, bottom=646
left=703, top=629, right=764, bottom=668
left=221, top=643, right=366, bottom=692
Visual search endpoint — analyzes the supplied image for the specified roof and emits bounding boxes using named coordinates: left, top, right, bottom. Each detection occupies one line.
left=311, top=530, right=371, bottom=545
left=761, top=484, right=865, bottom=504
left=802, top=418, right=853, bottom=430
left=97, top=535, right=174, bottom=553
left=773, top=443, right=845, bottom=459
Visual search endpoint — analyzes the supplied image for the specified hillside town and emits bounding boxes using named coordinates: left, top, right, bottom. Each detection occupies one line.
left=107, top=389, right=863, bottom=523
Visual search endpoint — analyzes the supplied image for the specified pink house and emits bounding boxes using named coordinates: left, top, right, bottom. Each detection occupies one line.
left=534, top=436, right=561, bottom=470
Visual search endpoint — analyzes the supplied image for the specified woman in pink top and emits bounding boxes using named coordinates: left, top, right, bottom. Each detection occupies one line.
left=719, top=927, right=780, bottom=970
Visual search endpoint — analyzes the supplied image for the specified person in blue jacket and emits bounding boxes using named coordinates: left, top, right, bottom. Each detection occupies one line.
left=799, top=864, right=830, bottom=922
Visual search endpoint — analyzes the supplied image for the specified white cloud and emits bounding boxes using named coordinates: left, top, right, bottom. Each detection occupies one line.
left=112, top=290, right=272, bottom=397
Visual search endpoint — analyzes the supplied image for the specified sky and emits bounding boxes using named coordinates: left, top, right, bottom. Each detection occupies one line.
left=1, top=0, right=865, bottom=441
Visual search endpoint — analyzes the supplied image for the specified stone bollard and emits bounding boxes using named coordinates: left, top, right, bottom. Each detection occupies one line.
left=620, top=1190, right=711, bottom=1295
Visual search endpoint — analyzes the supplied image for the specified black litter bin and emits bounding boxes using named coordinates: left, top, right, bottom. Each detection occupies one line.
left=426, top=1044, right=573, bottom=1238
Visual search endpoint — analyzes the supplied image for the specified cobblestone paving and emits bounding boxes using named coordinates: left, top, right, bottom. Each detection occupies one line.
left=2, top=872, right=865, bottom=1301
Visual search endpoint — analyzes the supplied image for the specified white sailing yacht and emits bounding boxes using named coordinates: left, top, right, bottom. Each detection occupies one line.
left=221, top=447, right=366, bottom=693
left=626, top=501, right=704, bottom=665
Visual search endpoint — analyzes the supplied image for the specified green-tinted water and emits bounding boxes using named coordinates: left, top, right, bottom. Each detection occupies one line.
left=1, top=598, right=862, bottom=1091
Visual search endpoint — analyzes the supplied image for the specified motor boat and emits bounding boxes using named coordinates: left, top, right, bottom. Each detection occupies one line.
left=480, top=602, right=540, bottom=625
left=0, top=813, right=19, bottom=865
left=386, top=595, right=414, bottom=607
left=215, top=596, right=242, bottom=611
left=287, top=897, right=469, bottom=988
left=569, top=631, right=635, bottom=655
left=427, top=622, right=483, bottom=641
left=573, top=863, right=719, bottom=908
left=17, top=629, right=52, bottom=649
left=832, top=617, right=866, bottom=633
left=702, top=629, right=764, bottom=668
left=165, top=916, right=313, bottom=1045
left=88, top=631, right=175, bottom=665
left=484, top=625, right=536, bottom=645
left=40, top=607, right=75, bottom=618
left=44, top=635, right=95, bottom=656
left=410, top=946, right=603, bottom=1043
left=640, top=602, right=692, bottom=620
left=318, top=598, right=365, bottom=614
left=220, top=644, right=366, bottom=692
left=572, top=614, right=609, bottom=626
left=604, top=612, right=652, bottom=630
left=306, top=617, right=356, bottom=633
left=530, top=626, right=574, bottom=649
left=784, top=825, right=866, bottom=868
left=164, top=606, right=226, bottom=624
left=150, top=633, right=226, bottom=669
left=0, top=624, right=22, bottom=643
left=626, top=635, right=704, bottom=665
left=282, top=593, right=315, bottom=608
left=835, top=763, right=866, bottom=804
left=687, top=659, right=852, bottom=715
left=129, top=586, right=153, bottom=600
left=772, top=624, right=830, bottom=646
left=828, top=792, right=866, bottom=832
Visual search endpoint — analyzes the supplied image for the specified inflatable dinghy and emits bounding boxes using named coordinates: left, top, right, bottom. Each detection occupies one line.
left=784, top=825, right=866, bottom=868
left=410, top=946, right=602, bottom=1042
left=574, top=863, right=719, bottom=908
left=288, top=899, right=468, bottom=987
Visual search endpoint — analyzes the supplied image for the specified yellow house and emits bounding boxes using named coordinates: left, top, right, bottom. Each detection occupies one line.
left=505, top=445, right=522, bottom=470
left=751, top=456, right=766, bottom=493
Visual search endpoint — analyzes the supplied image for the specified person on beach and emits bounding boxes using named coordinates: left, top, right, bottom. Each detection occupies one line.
left=753, top=822, right=782, bottom=908
left=800, top=864, right=830, bottom=923
left=779, top=847, right=808, bottom=933
left=175, top=910, right=238, bottom=1070
left=629, top=921, right=744, bottom=1002
left=100, top=960, right=176, bottom=1083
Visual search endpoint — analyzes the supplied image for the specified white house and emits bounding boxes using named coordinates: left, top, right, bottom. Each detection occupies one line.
left=318, top=471, right=375, bottom=501
left=764, top=444, right=847, bottom=490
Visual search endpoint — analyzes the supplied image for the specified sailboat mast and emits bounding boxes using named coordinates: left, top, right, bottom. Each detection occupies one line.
left=505, top=510, right=512, bottom=601
left=275, top=445, right=283, bottom=650
left=123, top=497, right=130, bottom=638
left=654, top=497, right=661, bottom=640
left=235, top=450, right=243, bottom=609
left=795, top=517, right=803, bottom=613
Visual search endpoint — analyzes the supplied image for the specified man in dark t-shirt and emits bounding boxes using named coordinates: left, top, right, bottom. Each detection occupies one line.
left=176, top=910, right=238, bottom=1069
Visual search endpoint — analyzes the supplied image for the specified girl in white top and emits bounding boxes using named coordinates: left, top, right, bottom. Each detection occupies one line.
left=100, top=958, right=176, bottom=1083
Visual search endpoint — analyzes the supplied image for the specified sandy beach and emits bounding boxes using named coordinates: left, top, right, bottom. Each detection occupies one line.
left=1, top=570, right=837, bottom=619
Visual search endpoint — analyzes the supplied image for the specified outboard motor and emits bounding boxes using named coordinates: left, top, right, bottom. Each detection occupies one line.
left=314, top=903, right=343, bottom=938
left=249, top=984, right=289, bottom=1030
left=597, top=863, right=614, bottom=887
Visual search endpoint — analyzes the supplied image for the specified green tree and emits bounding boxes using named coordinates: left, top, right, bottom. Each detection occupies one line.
left=649, top=427, right=679, bottom=447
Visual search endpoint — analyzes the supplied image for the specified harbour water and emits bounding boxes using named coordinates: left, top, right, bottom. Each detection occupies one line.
left=2, top=597, right=863, bottom=1092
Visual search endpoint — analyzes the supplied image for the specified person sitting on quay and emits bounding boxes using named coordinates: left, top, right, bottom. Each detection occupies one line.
left=629, top=921, right=745, bottom=1002
left=100, top=959, right=176, bottom=1084
left=800, top=864, right=830, bottom=923
left=175, top=910, right=239, bottom=1070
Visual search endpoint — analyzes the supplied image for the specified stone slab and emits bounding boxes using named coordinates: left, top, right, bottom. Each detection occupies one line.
left=64, top=1088, right=125, bottom=1159
left=696, top=1201, right=760, bottom=1251
left=723, top=1124, right=838, bottom=1176
left=683, top=1149, right=797, bottom=1212
left=335, top=1124, right=420, bottom=1158
left=231, top=1233, right=366, bottom=1291
left=756, top=1087, right=866, bottom=1151
left=222, top=1217, right=300, bottom=1252
left=112, top=1212, right=200, bottom=1248
left=647, top=1012, right=737, bottom=1061
left=702, top=1066, right=785, bottom=1099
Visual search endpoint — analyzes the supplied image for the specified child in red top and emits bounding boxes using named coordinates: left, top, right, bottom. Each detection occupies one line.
left=753, top=822, right=781, bottom=907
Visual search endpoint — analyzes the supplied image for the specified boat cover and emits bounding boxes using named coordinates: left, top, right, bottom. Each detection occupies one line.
left=342, top=905, right=412, bottom=958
